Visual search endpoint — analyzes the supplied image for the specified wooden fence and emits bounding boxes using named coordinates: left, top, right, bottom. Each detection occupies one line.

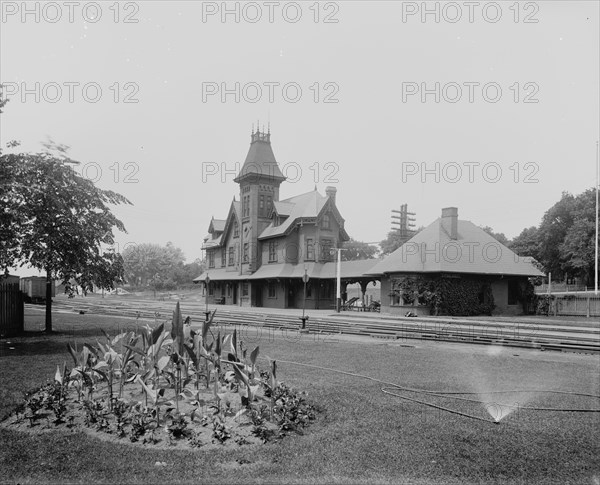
left=548, top=294, right=600, bottom=318
left=536, top=283, right=588, bottom=293
left=0, top=283, right=24, bottom=337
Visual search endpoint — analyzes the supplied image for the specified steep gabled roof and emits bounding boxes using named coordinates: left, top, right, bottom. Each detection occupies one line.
left=369, top=216, right=544, bottom=277
left=202, top=234, right=222, bottom=250
left=204, top=201, right=241, bottom=250
left=260, top=190, right=326, bottom=238
left=234, top=131, right=285, bottom=183
left=272, top=201, right=294, bottom=217
left=221, top=200, right=241, bottom=241
left=208, top=217, right=226, bottom=234
left=259, top=189, right=349, bottom=241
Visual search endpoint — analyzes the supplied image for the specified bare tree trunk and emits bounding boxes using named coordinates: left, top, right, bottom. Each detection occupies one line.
left=45, top=268, right=52, bottom=333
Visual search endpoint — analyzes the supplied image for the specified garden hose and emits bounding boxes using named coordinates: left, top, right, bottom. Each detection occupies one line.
left=268, top=358, right=600, bottom=424
left=379, top=387, right=492, bottom=424
left=381, top=387, right=600, bottom=412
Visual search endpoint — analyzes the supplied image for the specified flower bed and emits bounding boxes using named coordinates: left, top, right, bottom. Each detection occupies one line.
left=1, top=304, right=316, bottom=449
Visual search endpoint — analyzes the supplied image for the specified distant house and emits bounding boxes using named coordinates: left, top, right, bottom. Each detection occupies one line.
left=368, top=207, right=544, bottom=316
left=194, top=128, right=377, bottom=309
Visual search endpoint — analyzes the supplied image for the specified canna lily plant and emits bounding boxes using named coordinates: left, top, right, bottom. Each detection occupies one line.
left=12, top=303, right=313, bottom=446
left=67, top=342, right=105, bottom=401
left=93, top=330, right=140, bottom=410
left=135, top=375, right=174, bottom=427
left=227, top=344, right=261, bottom=412
left=183, top=309, right=218, bottom=390
left=125, top=321, right=173, bottom=405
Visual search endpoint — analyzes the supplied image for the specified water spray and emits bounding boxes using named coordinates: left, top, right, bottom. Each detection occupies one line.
left=270, top=358, right=600, bottom=425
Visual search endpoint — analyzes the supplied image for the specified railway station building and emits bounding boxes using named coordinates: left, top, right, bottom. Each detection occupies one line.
left=194, top=128, right=378, bottom=309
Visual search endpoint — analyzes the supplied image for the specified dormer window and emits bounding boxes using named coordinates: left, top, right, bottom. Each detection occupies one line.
left=321, top=214, right=330, bottom=230
left=234, top=221, right=239, bottom=237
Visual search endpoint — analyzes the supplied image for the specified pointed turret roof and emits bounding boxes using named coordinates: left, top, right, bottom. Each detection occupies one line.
left=234, top=128, right=285, bottom=184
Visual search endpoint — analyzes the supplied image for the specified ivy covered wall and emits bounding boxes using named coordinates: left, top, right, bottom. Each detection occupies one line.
left=384, top=273, right=497, bottom=316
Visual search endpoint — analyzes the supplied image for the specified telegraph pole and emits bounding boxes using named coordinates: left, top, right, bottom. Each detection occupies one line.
left=391, top=204, right=416, bottom=243
left=329, top=248, right=347, bottom=313
left=595, top=141, right=599, bottom=295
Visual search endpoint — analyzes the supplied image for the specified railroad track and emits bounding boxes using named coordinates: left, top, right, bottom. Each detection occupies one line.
left=50, top=297, right=600, bottom=355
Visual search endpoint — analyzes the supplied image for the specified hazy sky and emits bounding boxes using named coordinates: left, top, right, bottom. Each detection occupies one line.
left=2, top=1, right=599, bottom=271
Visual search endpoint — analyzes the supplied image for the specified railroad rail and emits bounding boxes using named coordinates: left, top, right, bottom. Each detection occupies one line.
left=49, top=297, right=600, bottom=355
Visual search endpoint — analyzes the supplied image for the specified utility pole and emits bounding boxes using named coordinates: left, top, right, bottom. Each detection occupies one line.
left=595, top=141, right=599, bottom=295
left=331, top=248, right=348, bottom=313
left=391, top=204, right=416, bottom=243
left=336, top=248, right=342, bottom=312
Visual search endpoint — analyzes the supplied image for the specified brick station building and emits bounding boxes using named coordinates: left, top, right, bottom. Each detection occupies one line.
left=194, top=128, right=378, bottom=309
left=368, top=207, right=544, bottom=316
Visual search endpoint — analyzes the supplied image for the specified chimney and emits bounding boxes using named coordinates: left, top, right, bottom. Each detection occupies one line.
left=441, top=207, right=458, bottom=240
left=325, top=186, right=337, bottom=204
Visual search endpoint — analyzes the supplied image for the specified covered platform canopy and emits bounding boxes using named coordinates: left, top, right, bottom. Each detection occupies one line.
left=193, top=259, right=380, bottom=283
left=193, top=259, right=380, bottom=307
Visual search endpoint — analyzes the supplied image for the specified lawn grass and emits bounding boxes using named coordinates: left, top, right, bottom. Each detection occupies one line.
left=1, top=307, right=599, bottom=484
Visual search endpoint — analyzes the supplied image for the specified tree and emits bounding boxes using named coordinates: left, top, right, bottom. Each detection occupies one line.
left=509, top=226, right=539, bottom=258
left=481, top=226, right=509, bottom=246
left=0, top=86, right=8, bottom=113
left=122, top=242, right=186, bottom=288
left=173, top=258, right=205, bottom=287
left=537, top=191, right=578, bottom=281
left=560, top=217, right=595, bottom=283
left=557, top=189, right=597, bottom=284
left=380, top=226, right=424, bottom=256
left=509, top=188, right=599, bottom=285
left=341, top=238, right=379, bottom=261
left=1, top=148, right=131, bottom=332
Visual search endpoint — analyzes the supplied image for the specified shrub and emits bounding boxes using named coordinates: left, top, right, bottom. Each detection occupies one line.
left=391, top=276, right=495, bottom=316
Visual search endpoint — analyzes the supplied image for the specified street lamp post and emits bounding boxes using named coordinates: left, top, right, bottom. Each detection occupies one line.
left=204, top=274, right=211, bottom=322
left=300, top=268, right=309, bottom=330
